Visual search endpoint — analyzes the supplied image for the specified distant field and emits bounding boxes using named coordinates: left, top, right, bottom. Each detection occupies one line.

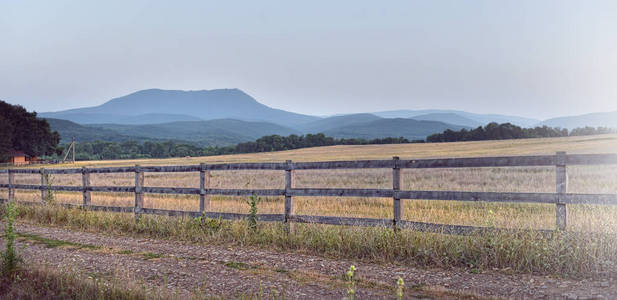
left=3, top=134, right=617, bottom=232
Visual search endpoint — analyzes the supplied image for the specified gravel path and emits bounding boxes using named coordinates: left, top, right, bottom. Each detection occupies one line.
left=6, top=222, right=617, bottom=299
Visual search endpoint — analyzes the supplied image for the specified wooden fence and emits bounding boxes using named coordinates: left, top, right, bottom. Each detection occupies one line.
left=2, top=151, right=617, bottom=235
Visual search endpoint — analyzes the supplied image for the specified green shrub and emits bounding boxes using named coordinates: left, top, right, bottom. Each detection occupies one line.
left=2, top=200, right=20, bottom=277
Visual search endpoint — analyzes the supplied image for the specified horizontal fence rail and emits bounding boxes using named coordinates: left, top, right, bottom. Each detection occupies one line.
left=1, top=152, right=617, bottom=235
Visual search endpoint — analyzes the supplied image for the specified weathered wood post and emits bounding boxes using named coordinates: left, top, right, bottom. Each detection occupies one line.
left=284, top=160, right=295, bottom=231
left=8, top=169, right=14, bottom=202
left=199, top=163, right=210, bottom=214
left=82, top=166, right=91, bottom=208
left=555, top=151, right=568, bottom=231
left=40, top=168, right=46, bottom=203
left=134, top=165, right=144, bottom=221
left=392, top=156, right=401, bottom=230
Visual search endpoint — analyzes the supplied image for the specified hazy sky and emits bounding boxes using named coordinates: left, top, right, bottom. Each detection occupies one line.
left=1, top=1, right=616, bottom=119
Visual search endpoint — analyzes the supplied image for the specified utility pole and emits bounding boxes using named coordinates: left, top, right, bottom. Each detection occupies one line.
left=62, top=137, right=76, bottom=164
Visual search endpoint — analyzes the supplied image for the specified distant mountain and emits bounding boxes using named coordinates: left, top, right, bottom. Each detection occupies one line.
left=411, top=113, right=483, bottom=128
left=322, top=118, right=467, bottom=140
left=374, top=109, right=540, bottom=127
left=88, top=119, right=298, bottom=146
left=40, top=89, right=319, bottom=127
left=539, top=111, right=617, bottom=129
left=299, top=113, right=383, bottom=133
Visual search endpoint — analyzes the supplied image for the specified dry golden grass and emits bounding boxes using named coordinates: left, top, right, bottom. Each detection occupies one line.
left=2, top=134, right=617, bottom=232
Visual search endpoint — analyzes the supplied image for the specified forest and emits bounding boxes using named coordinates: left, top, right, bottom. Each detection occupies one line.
left=426, top=122, right=615, bottom=142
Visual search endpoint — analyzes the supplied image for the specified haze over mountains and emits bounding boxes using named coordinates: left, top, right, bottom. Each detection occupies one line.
left=38, top=88, right=617, bottom=146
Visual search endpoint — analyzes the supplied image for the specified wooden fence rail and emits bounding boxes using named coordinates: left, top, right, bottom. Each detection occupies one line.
left=2, top=152, right=617, bottom=234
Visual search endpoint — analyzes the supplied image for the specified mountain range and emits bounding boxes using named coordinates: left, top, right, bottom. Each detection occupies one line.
left=37, top=88, right=617, bottom=146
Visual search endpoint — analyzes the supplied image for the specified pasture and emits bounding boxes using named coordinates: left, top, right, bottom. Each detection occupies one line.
left=3, top=134, right=617, bottom=278
left=3, top=134, right=617, bottom=231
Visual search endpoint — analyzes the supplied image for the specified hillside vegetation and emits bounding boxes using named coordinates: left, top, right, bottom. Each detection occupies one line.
left=89, top=119, right=299, bottom=146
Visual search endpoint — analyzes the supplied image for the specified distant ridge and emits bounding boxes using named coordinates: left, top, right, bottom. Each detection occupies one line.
left=299, top=113, right=383, bottom=133
left=539, top=111, right=617, bottom=129
left=411, top=113, right=483, bottom=128
left=44, top=118, right=152, bottom=143
left=374, top=109, right=540, bottom=127
left=81, top=119, right=296, bottom=146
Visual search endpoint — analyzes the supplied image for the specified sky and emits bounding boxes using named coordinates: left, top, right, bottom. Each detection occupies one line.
left=1, top=0, right=616, bottom=120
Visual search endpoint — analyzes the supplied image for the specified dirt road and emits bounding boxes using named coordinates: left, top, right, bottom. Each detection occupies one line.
left=4, top=222, right=616, bottom=299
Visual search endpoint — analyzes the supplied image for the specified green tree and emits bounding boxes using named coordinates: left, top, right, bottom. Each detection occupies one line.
left=0, top=100, right=59, bottom=160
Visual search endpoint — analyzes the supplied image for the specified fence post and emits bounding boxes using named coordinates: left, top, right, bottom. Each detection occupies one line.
left=8, top=169, right=14, bottom=202
left=40, top=168, right=46, bottom=204
left=82, top=166, right=91, bottom=208
left=284, top=160, right=294, bottom=231
left=200, top=163, right=210, bottom=214
left=392, top=156, right=401, bottom=230
left=134, top=165, right=144, bottom=220
left=555, top=151, right=568, bottom=231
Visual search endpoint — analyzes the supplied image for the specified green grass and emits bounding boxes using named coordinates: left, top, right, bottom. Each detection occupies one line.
left=17, top=232, right=100, bottom=250
left=141, top=252, right=163, bottom=260
left=223, top=261, right=255, bottom=270
left=0, top=265, right=286, bottom=300
left=11, top=204, right=617, bottom=278
left=0, top=267, right=153, bottom=300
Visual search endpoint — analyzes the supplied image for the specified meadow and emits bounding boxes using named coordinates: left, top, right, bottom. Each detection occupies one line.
left=3, top=134, right=617, bottom=276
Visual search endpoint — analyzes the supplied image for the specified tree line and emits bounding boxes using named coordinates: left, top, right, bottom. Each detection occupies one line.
left=62, top=134, right=421, bottom=160
left=426, top=122, right=615, bottom=142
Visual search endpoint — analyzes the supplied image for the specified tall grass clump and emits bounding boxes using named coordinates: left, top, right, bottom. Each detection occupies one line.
left=43, top=173, right=55, bottom=205
left=10, top=204, right=617, bottom=277
left=1, top=200, right=20, bottom=278
left=0, top=266, right=150, bottom=299
left=246, top=194, right=261, bottom=232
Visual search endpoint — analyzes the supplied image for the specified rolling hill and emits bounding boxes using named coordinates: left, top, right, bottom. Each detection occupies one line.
left=87, top=119, right=299, bottom=146
left=411, top=113, right=483, bottom=127
left=40, top=89, right=319, bottom=127
left=299, top=113, right=383, bottom=133
left=322, top=118, right=467, bottom=140
left=45, top=118, right=155, bottom=143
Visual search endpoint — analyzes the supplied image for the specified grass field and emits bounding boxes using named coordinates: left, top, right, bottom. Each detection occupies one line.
left=3, top=134, right=617, bottom=231
left=3, top=134, right=617, bottom=276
